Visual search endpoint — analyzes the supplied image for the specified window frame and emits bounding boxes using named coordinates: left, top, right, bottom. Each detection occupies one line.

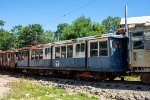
left=67, top=45, right=73, bottom=58
left=99, top=41, right=108, bottom=56
left=55, top=47, right=61, bottom=59
left=76, top=43, right=85, bottom=53
left=61, top=46, right=66, bottom=58
left=90, top=42, right=98, bottom=57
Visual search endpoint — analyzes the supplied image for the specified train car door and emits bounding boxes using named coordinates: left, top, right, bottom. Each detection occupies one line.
left=110, top=37, right=129, bottom=71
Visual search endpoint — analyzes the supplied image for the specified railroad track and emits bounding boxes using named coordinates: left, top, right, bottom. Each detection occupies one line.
left=0, top=69, right=149, bottom=92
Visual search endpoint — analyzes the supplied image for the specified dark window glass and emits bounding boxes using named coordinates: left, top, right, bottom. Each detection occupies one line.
left=39, top=50, right=43, bottom=59
left=76, top=44, right=80, bottom=52
left=35, top=51, right=39, bottom=56
left=145, top=39, right=150, bottom=50
left=133, top=41, right=144, bottom=49
left=18, top=52, right=22, bottom=60
left=67, top=45, right=73, bottom=58
left=55, top=47, right=61, bottom=59
left=8, top=54, right=10, bottom=58
left=99, top=41, right=107, bottom=49
left=91, top=42, right=98, bottom=49
left=99, top=50, right=108, bottom=56
left=81, top=43, right=85, bottom=52
left=90, top=42, right=98, bottom=57
left=132, top=32, right=144, bottom=37
left=31, top=51, right=35, bottom=60
left=15, top=52, right=18, bottom=57
left=61, top=46, right=66, bottom=58
left=24, top=51, right=29, bottom=57
left=99, top=41, right=108, bottom=56
left=48, top=48, right=51, bottom=53
left=45, top=48, right=51, bottom=55
left=45, top=48, right=47, bottom=55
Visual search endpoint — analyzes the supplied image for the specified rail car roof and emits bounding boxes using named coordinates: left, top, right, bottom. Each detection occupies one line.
left=50, top=34, right=126, bottom=45
left=121, top=16, right=150, bottom=25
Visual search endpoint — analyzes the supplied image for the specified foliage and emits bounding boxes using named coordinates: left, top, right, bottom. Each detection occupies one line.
left=114, top=76, right=140, bottom=81
left=3, top=79, right=98, bottom=100
left=0, top=20, right=5, bottom=28
left=0, top=29, right=16, bottom=50
left=56, top=23, right=68, bottom=40
left=102, top=16, right=121, bottom=33
left=42, top=30, right=56, bottom=43
left=10, top=24, right=55, bottom=48
left=0, top=16, right=121, bottom=50
left=17, top=24, right=45, bottom=47
left=61, top=16, right=106, bottom=40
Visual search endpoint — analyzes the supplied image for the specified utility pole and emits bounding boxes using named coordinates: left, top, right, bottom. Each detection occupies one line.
left=35, top=32, right=37, bottom=44
left=125, top=5, right=131, bottom=65
left=125, top=5, right=128, bottom=37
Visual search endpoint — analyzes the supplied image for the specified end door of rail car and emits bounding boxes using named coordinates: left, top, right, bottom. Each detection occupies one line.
left=110, top=37, right=129, bottom=71
left=18, top=50, right=30, bottom=67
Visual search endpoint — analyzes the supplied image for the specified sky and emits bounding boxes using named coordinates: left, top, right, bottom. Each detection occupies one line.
left=0, top=0, right=150, bottom=31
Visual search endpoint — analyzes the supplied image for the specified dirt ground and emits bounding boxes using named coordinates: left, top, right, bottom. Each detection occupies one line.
left=0, top=73, right=18, bottom=99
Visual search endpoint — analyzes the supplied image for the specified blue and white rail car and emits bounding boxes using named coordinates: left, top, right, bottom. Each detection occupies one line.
left=50, top=35, right=129, bottom=72
left=52, top=40, right=86, bottom=68
left=38, top=43, right=52, bottom=68
left=17, top=47, right=30, bottom=67
left=87, top=35, right=129, bottom=72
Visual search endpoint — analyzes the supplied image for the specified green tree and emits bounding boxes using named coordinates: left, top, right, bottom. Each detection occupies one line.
left=10, top=25, right=23, bottom=48
left=18, top=24, right=44, bottom=47
left=102, top=16, right=121, bottom=33
left=42, top=30, right=56, bottom=43
left=56, top=23, right=68, bottom=40
left=61, top=16, right=105, bottom=40
left=0, top=20, right=5, bottom=28
left=0, top=29, right=16, bottom=50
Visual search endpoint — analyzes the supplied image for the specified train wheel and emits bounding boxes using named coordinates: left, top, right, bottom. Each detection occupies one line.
left=140, top=73, right=150, bottom=84
left=95, top=73, right=106, bottom=82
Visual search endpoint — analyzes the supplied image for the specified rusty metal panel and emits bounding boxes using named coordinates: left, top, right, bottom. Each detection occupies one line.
left=17, top=60, right=28, bottom=67
left=52, top=58, right=85, bottom=68
left=88, top=57, right=111, bottom=71
left=131, top=50, right=150, bottom=68
left=145, top=50, right=150, bottom=67
left=144, top=32, right=150, bottom=50
left=131, top=50, right=145, bottom=67
left=29, top=60, right=39, bottom=67
left=39, top=59, right=50, bottom=68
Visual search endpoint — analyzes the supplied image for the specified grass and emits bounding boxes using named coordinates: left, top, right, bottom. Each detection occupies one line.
left=115, top=75, right=140, bottom=81
left=2, top=79, right=98, bottom=100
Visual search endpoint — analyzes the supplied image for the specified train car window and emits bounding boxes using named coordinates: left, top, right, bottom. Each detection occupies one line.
left=48, top=48, right=51, bottom=54
left=76, top=43, right=85, bottom=52
left=24, top=51, right=27, bottom=57
left=11, top=54, right=14, bottom=61
left=81, top=43, right=85, bottom=52
left=45, top=48, right=47, bottom=55
left=67, top=45, right=73, bottom=58
left=18, top=52, right=21, bottom=60
left=132, top=32, right=144, bottom=37
left=35, top=50, right=39, bottom=59
left=76, top=44, right=80, bottom=52
left=31, top=51, right=35, bottom=60
left=55, top=47, right=61, bottom=59
left=133, top=40, right=144, bottom=49
left=145, top=39, right=150, bottom=50
left=99, top=41, right=108, bottom=56
left=45, top=48, right=51, bottom=55
left=39, top=50, right=43, bottom=59
left=15, top=52, right=18, bottom=57
left=61, top=46, right=66, bottom=58
left=22, top=51, right=25, bottom=59
left=90, top=42, right=98, bottom=57
left=8, top=54, right=10, bottom=58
